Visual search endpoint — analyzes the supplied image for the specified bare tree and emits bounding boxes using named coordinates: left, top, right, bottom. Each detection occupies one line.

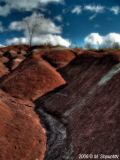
left=23, top=12, right=41, bottom=47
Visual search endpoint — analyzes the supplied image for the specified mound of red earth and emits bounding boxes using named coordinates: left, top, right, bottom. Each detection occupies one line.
left=35, top=53, right=120, bottom=159
left=0, top=89, right=46, bottom=160
left=42, top=48, right=76, bottom=68
left=0, top=46, right=76, bottom=76
left=0, top=54, right=66, bottom=100
left=0, top=56, right=9, bottom=64
left=0, top=47, right=32, bottom=77
left=0, top=45, right=29, bottom=53
left=11, top=55, right=25, bottom=70
left=107, top=50, right=120, bottom=61
left=0, top=62, right=9, bottom=77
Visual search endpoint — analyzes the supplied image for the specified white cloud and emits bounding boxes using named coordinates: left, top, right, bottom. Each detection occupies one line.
left=84, top=33, right=103, bottom=49
left=54, top=15, right=63, bottom=22
left=0, top=4, right=10, bottom=16
left=84, top=4, right=105, bottom=13
left=9, top=21, right=24, bottom=31
left=103, top=33, right=120, bottom=48
left=110, top=6, right=120, bottom=15
left=6, top=34, right=71, bottom=47
left=84, top=32, right=120, bottom=49
left=7, top=37, right=27, bottom=45
left=89, top=13, right=97, bottom=20
left=6, top=0, right=64, bottom=10
left=8, top=12, right=70, bottom=47
left=71, top=5, right=82, bottom=15
left=9, top=12, right=62, bottom=35
left=0, top=0, right=63, bottom=16
left=84, top=4, right=105, bottom=20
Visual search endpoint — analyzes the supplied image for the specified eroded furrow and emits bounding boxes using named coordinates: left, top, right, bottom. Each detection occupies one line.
left=35, top=107, right=74, bottom=160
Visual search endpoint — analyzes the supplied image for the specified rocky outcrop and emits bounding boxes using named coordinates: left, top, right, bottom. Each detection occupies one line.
left=0, top=89, right=46, bottom=160
left=0, top=55, right=66, bottom=100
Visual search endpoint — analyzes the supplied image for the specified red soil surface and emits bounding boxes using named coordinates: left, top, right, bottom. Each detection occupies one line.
left=0, top=63, right=9, bottom=77
left=107, top=50, right=120, bottom=61
left=11, top=56, right=25, bottom=70
left=0, top=46, right=120, bottom=159
left=42, top=49, right=76, bottom=68
left=0, top=45, right=29, bottom=53
left=0, top=56, right=9, bottom=64
left=0, top=45, right=28, bottom=75
left=0, top=55, right=66, bottom=100
left=0, top=89, right=46, bottom=160
left=0, top=51, right=4, bottom=56
left=81, top=50, right=104, bottom=57
left=7, top=50, right=18, bottom=58
left=79, top=49, right=120, bottom=61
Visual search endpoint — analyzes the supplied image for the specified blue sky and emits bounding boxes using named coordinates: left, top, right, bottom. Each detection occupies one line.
left=0, top=0, right=120, bottom=47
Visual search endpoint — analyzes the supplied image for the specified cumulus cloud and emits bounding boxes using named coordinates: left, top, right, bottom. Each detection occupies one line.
left=9, top=12, right=62, bottom=34
left=84, top=4, right=105, bottom=13
left=6, top=34, right=71, bottom=47
left=0, top=0, right=63, bottom=16
left=71, top=5, right=82, bottom=15
left=7, top=37, right=27, bottom=45
left=84, top=33, right=103, bottom=49
left=84, top=33, right=120, bottom=49
left=110, top=6, right=120, bottom=15
left=103, top=33, right=120, bottom=48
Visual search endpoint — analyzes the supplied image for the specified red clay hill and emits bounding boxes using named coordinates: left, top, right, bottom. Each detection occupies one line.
left=0, top=53, right=66, bottom=101
left=0, top=89, right=46, bottom=160
left=0, top=62, right=9, bottom=77
left=41, top=48, right=76, bottom=68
